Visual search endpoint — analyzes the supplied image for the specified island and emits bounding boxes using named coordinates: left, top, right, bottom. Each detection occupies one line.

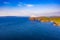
left=29, top=16, right=60, bottom=26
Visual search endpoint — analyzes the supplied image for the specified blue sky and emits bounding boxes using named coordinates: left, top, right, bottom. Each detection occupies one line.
left=0, top=0, right=60, bottom=7
left=0, top=0, right=60, bottom=16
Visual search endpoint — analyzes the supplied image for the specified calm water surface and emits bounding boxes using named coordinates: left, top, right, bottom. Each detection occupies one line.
left=0, top=17, right=60, bottom=40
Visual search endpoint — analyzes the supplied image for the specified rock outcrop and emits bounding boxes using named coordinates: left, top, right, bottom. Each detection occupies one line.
left=29, top=16, right=60, bottom=26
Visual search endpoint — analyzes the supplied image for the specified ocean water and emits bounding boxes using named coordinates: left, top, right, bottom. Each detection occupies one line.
left=0, top=16, right=60, bottom=40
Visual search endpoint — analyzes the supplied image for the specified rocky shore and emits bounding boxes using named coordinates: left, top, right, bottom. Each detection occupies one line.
left=29, top=16, right=60, bottom=26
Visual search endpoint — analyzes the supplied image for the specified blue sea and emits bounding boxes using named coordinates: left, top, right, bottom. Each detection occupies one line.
left=0, top=16, right=60, bottom=40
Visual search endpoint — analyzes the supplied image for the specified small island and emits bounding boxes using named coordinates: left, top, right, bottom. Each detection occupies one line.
left=29, top=16, right=60, bottom=26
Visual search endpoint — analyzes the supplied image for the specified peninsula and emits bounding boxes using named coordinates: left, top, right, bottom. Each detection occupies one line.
left=29, top=16, right=60, bottom=26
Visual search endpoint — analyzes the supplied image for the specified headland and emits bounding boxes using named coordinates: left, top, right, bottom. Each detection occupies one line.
left=29, top=16, right=60, bottom=26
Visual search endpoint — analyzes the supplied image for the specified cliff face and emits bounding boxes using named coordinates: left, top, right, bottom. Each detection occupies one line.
left=29, top=16, right=60, bottom=26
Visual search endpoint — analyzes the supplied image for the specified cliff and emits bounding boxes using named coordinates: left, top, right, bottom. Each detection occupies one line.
left=29, top=16, right=60, bottom=26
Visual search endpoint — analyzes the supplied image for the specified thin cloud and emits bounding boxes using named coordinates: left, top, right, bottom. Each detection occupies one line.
left=0, top=4, right=59, bottom=16
left=26, top=4, right=34, bottom=7
left=17, top=2, right=34, bottom=7
left=17, top=2, right=23, bottom=7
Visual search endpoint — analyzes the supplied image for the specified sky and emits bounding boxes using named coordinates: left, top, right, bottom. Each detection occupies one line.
left=0, top=0, right=60, bottom=16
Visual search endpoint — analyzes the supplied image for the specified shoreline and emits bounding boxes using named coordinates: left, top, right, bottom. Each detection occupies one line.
left=29, top=16, right=60, bottom=26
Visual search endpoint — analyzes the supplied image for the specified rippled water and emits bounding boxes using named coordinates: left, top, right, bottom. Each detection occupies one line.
left=0, top=17, right=60, bottom=40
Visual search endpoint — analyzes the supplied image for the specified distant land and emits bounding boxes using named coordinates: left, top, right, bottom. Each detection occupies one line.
left=30, top=16, right=60, bottom=26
